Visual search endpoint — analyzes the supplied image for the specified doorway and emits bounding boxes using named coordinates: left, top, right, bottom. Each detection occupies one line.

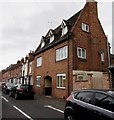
left=44, top=76, right=52, bottom=96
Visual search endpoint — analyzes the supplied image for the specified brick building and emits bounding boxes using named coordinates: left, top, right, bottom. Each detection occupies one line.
left=4, top=61, right=22, bottom=84
left=21, top=51, right=34, bottom=85
left=33, top=1, right=110, bottom=98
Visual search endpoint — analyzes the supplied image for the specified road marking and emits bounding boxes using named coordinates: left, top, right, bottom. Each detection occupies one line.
left=1, top=96, right=8, bottom=102
left=44, top=105, right=64, bottom=113
left=13, top=105, right=34, bottom=120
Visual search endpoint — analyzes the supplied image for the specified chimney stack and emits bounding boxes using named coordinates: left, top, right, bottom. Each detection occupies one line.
left=86, top=0, right=98, bottom=17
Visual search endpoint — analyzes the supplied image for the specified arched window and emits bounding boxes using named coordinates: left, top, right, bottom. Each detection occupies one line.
left=61, top=20, right=68, bottom=36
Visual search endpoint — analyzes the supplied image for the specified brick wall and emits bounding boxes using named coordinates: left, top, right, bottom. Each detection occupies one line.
left=34, top=41, right=69, bottom=98
left=72, top=1, right=109, bottom=72
left=73, top=71, right=110, bottom=91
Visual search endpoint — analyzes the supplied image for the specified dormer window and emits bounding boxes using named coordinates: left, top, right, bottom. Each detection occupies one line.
left=41, top=37, right=45, bottom=48
left=61, top=20, right=68, bottom=36
left=41, top=41, right=45, bottom=48
left=49, top=30, right=54, bottom=43
left=82, top=23, right=89, bottom=32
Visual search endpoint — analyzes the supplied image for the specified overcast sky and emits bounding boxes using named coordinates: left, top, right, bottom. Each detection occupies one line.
left=0, top=0, right=113, bottom=71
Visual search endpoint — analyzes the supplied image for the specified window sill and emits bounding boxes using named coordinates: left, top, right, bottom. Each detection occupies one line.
left=56, top=58, right=67, bottom=62
left=57, top=87, right=65, bottom=90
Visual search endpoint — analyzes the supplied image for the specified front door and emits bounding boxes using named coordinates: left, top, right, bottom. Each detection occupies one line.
left=44, top=76, right=52, bottom=96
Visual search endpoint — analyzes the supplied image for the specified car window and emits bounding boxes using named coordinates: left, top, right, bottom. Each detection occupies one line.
left=95, top=93, right=114, bottom=112
left=75, top=91, right=93, bottom=104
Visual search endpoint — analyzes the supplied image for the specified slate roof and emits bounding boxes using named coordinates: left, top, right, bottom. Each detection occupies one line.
left=34, top=9, right=82, bottom=56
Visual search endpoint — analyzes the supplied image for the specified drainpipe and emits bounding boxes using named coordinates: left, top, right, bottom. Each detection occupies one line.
left=107, top=35, right=111, bottom=66
left=67, top=39, right=70, bottom=96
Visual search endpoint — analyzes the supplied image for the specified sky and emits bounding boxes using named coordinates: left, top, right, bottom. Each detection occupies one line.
left=0, top=0, right=113, bottom=71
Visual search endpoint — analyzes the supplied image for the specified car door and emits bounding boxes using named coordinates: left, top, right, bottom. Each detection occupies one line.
left=74, top=91, right=95, bottom=120
left=94, top=92, right=114, bottom=120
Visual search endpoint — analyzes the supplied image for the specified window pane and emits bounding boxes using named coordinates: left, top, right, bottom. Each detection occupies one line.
left=36, top=76, right=41, bottom=87
left=76, top=92, right=93, bottom=104
left=37, top=57, right=42, bottom=67
left=78, top=49, right=81, bottom=57
left=77, top=47, right=86, bottom=59
left=56, top=46, right=68, bottom=61
left=63, top=78, right=66, bottom=87
left=56, top=49, right=59, bottom=61
left=101, top=53, right=105, bottom=62
left=95, top=93, right=114, bottom=112
left=57, top=74, right=66, bottom=88
left=82, top=49, right=85, bottom=58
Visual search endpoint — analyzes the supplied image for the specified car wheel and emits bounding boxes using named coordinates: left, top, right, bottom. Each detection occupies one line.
left=66, top=114, right=75, bottom=120
left=15, top=93, right=18, bottom=100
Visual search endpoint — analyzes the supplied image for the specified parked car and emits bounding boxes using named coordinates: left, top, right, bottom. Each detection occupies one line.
left=3, top=82, right=15, bottom=94
left=64, top=89, right=114, bottom=120
left=0, top=82, right=6, bottom=91
left=9, top=84, right=35, bottom=100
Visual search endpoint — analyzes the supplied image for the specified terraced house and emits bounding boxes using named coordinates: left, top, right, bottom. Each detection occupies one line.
left=33, top=1, right=111, bottom=98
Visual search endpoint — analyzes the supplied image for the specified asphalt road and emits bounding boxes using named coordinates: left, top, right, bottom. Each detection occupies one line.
left=1, top=92, right=65, bottom=120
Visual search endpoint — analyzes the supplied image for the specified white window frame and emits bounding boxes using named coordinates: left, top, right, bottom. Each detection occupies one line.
left=77, top=47, right=86, bottom=59
left=56, top=46, right=68, bottom=61
left=36, top=57, right=42, bottom=67
left=82, top=23, right=89, bottom=32
left=57, top=74, right=66, bottom=89
left=36, top=76, right=41, bottom=87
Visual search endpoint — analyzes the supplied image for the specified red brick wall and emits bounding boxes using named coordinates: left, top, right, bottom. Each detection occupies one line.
left=72, top=2, right=109, bottom=72
left=34, top=41, right=69, bottom=98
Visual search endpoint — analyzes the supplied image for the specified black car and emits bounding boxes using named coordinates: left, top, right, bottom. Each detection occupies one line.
left=9, top=84, right=35, bottom=100
left=64, top=89, right=114, bottom=120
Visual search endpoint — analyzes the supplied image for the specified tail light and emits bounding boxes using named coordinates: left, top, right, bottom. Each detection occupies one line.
left=66, top=95, right=72, bottom=102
